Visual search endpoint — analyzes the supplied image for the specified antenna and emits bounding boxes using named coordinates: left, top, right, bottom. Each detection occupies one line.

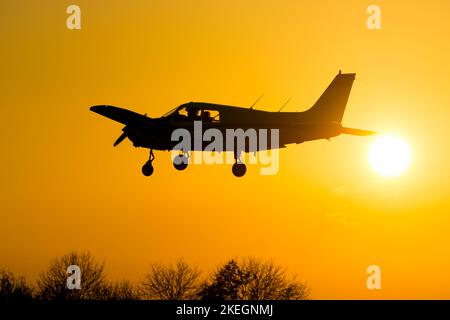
left=278, top=98, right=291, bottom=112
left=250, top=94, right=264, bottom=109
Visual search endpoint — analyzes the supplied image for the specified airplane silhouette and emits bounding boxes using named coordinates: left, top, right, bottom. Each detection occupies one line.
left=90, top=72, right=377, bottom=177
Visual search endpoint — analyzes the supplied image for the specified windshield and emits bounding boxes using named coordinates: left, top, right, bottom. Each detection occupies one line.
left=161, top=106, right=179, bottom=117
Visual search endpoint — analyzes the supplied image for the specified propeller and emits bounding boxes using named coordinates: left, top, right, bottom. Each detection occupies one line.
left=113, top=130, right=127, bottom=147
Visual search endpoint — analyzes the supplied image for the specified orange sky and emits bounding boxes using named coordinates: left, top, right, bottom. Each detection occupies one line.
left=1, top=0, right=450, bottom=299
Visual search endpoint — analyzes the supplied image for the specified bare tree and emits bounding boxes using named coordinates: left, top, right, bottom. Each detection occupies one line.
left=140, top=259, right=200, bottom=300
left=239, top=258, right=310, bottom=300
left=0, top=270, right=33, bottom=301
left=36, top=251, right=107, bottom=300
left=200, top=258, right=310, bottom=300
left=103, top=280, right=140, bottom=300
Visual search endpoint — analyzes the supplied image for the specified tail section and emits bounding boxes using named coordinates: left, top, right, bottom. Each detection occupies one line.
left=306, top=72, right=355, bottom=123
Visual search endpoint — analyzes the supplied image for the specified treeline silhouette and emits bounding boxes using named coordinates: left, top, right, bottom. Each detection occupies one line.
left=1, top=252, right=310, bottom=301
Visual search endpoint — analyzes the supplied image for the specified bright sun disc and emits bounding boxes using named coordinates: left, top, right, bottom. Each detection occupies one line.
left=369, top=135, right=411, bottom=177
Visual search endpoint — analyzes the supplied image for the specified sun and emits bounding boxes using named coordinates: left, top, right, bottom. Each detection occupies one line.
left=369, top=135, right=411, bottom=177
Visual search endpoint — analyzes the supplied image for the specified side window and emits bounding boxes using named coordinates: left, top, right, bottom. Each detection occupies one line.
left=178, top=107, right=189, bottom=117
left=202, top=109, right=220, bottom=123
left=173, top=107, right=201, bottom=121
left=187, top=108, right=202, bottom=120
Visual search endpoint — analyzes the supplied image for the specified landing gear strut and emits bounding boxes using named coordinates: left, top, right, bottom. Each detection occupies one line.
left=142, top=149, right=155, bottom=176
left=173, top=151, right=189, bottom=171
left=232, top=150, right=246, bottom=177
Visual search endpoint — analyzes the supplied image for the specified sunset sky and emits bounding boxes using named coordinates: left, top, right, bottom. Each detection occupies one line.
left=1, top=0, right=450, bottom=299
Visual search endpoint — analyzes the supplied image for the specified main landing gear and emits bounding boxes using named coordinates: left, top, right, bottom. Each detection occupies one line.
left=173, top=152, right=189, bottom=171
left=232, top=150, right=246, bottom=177
left=141, top=150, right=247, bottom=177
left=232, top=162, right=246, bottom=177
left=141, top=149, right=155, bottom=176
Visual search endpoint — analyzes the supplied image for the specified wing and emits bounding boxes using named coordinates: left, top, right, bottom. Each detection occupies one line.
left=90, top=105, right=150, bottom=125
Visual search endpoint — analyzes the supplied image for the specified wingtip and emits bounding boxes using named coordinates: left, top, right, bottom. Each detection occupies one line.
left=90, top=105, right=104, bottom=112
left=90, top=105, right=113, bottom=115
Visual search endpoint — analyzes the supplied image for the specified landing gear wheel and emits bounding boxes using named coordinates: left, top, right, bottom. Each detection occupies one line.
left=173, top=154, right=188, bottom=171
left=232, top=162, right=246, bottom=177
left=142, top=149, right=155, bottom=176
left=142, top=163, right=154, bottom=176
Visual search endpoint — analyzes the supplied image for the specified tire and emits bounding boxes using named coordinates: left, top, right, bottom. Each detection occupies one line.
left=142, top=163, right=154, bottom=176
left=173, top=155, right=188, bottom=171
left=232, top=163, right=246, bottom=177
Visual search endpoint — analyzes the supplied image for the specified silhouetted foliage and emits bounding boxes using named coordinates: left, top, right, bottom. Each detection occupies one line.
left=1, top=254, right=311, bottom=301
left=200, top=259, right=249, bottom=300
left=0, top=270, right=33, bottom=301
left=200, top=258, right=310, bottom=300
left=36, top=251, right=107, bottom=300
left=140, top=259, right=200, bottom=300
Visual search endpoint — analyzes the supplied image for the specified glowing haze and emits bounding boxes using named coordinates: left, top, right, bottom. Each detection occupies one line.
left=1, top=0, right=450, bottom=299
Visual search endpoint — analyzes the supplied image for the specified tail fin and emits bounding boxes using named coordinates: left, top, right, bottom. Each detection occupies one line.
left=306, top=72, right=355, bottom=123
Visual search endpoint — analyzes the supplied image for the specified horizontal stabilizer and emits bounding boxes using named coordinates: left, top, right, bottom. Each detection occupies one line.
left=341, top=127, right=378, bottom=136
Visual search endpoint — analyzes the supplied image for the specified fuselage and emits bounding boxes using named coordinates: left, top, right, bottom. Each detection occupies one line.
left=123, top=102, right=343, bottom=151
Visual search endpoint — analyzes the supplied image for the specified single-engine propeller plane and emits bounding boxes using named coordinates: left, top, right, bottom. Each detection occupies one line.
left=90, top=72, right=377, bottom=177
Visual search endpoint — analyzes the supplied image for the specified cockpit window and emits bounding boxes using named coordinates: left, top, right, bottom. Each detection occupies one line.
left=187, top=107, right=202, bottom=120
left=178, top=107, right=190, bottom=118
left=162, top=106, right=179, bottom=117
left=169, top=106, right=201, bottom=121
left=164, top=105, right=220, bottom=123
left=202, top=110, right=220, bottom=123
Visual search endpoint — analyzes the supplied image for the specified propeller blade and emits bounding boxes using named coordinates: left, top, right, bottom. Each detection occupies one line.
left=113, top=132, right=127, bottom=147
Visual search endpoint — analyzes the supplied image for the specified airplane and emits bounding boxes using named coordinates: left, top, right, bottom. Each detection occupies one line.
left=90, top=71, right=377, bottom=177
